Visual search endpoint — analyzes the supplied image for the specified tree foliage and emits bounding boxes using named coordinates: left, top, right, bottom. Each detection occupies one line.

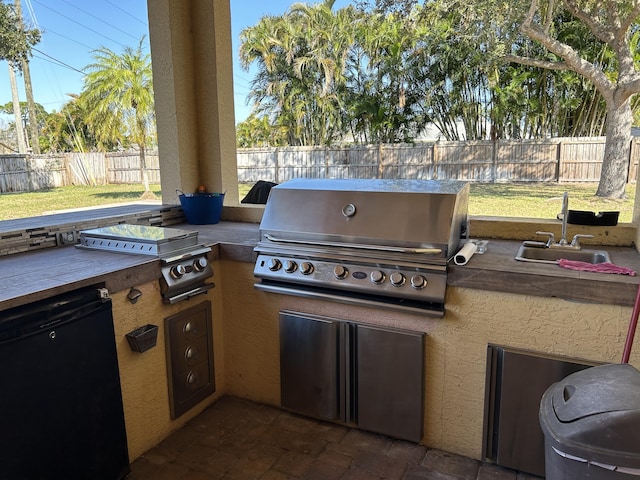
left=80, top=37, right=156, bottom=192
left=39, top=95, right=101, bottom=153
left=431, top=0, right=640, bottom=197
left=238, top=0, right=640, bottom=198
left=0, top=1, right=39, bottom=68
left=236, top=114, right=287, bottom=147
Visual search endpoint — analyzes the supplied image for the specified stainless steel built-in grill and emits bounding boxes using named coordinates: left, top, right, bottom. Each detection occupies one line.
left=253, top=179, right=469, bottom=316
left=78, top=225, right=214, bottom=304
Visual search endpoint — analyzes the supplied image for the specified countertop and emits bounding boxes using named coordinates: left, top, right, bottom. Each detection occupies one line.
left=1, top=220, right=639, bottom=312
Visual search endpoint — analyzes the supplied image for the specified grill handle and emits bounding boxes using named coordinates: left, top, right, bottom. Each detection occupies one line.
left=263, top=234, right=442, bottom=255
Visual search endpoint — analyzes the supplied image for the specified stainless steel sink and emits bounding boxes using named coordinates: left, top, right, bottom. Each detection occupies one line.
left=515, top=244, right=611, bottom=264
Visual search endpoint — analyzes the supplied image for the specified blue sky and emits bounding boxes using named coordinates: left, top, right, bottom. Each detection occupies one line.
left=0, top=0, right=352, bottom=126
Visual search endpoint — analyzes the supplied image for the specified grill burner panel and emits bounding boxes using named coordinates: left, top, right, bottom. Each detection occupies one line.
left=254, top=254, right=446, bottom=304
left=254, top=179, right=469, bottom=316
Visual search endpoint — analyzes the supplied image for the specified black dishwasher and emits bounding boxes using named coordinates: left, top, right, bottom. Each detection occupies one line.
left=0, top=285, right=130, bottom=480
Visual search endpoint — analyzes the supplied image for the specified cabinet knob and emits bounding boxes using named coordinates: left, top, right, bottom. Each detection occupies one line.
left=186, top=371, right=200, bottom=389
left=184, top=346, right=199, bottom=364
left=183, top=321, right=199, bottom=336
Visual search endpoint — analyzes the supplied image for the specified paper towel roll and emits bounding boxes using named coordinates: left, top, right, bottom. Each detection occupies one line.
left=454, top=241, right=477, bottom=266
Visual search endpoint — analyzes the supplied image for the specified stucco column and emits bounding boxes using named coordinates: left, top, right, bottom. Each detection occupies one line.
left=148, top=0, right=239, bottom=205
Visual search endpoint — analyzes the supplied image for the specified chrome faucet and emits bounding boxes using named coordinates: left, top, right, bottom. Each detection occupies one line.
left=533, top=192, right=592, bottom=249
left=558, top=191, right=569, bottom=247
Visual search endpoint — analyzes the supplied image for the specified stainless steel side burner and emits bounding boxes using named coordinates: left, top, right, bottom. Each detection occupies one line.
left=78, top=224, right=214, bottom=304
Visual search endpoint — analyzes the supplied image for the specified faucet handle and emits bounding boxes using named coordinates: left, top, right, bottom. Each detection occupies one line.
left=571, top=234, right=593, bottom=248
left=535, top=231, right=556, bottom=246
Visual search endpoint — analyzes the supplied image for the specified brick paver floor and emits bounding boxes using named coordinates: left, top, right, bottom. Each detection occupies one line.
left=127, top=396, right=542, bottom=480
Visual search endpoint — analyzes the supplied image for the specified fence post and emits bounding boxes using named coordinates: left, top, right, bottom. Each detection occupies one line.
left=491, top=140, right=497, bottom=183
left=627, top=137, right=636, bottom=184
left=432, top=143, right=438, bottom=180
left=556, top=140, right=562, bottom=182
left=325, top=146, right=329, bottom=179
left=275, top=148, right=280, bottom=183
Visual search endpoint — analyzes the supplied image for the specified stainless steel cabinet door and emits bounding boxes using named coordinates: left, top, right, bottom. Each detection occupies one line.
left=484, top=345, right=599, bottom=477
left=356, top=324, right=425, bottom=442
left=279, top=311, right=340, bottom=420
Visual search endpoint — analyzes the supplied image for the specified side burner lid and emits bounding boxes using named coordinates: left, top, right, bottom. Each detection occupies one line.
left=78, top=224, right=199, bottom=257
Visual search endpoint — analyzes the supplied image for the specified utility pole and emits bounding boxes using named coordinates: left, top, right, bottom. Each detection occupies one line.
left=8, top=62, right=27, bottom=153
left=15, top=0, right=40, bottom=153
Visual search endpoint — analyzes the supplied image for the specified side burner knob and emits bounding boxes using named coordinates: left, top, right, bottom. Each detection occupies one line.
left=193, top=257, right=208, bottom=272
left=390, top=272, right=405, bottom=287
left=267, top=258, right=282, bottom=271
left=300, top=262, right=314, bottom=275
left=170, top=264, right=186, bottom=279
left=334, top=265, right=349, bottom=280
left=410, top=275, right=427, bottom=289
left=284, top=260, right=298, bottom=273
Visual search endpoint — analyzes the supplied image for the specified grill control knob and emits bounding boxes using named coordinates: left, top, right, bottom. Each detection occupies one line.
left=370, top=270, right=385, bottom=284
left=267, top=258, right=282, bottom=271
left=284, top=260, right=298, bottom=273
left=193, top=257, right=208, bottom=272
left=300, top=262, right=314, bottom=275
left=390, top=272, right=405, bottom=287
left=411, top=275, right=427, bottom=289
left=334, top=265, right=349, bottom=280
left=170, top=264, right=186, bottom=279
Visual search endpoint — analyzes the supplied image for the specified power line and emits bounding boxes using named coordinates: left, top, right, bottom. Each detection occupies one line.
left=41, top=28, right=94, bottom=51
left=32, top=48, right=84, bottom=75
left=59, top=0, right=140, bottom=43
left=31, top=0, right=128, bottom=49
left=23, top=0, right=39, bottom=29
left=104, top=0, right=147, bottom=26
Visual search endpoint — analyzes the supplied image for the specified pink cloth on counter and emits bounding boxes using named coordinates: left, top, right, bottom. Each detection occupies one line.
left=558, top=259, right=637, bottom=276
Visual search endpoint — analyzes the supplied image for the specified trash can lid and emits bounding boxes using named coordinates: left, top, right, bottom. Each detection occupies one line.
left=541, top=364, right=640, bottom=467
left=552, top=364, right=640, bottom=423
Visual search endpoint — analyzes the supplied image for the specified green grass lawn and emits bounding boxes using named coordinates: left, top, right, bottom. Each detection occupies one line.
left=468, top=182, right=635, bottom=222
left=0, top=182, right=635, bottom=222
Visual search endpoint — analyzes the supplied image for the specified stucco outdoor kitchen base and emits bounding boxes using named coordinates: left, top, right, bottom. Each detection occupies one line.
left=220, top=260, right=635, bottom=462
left=2, top=219, right=638, bottom=468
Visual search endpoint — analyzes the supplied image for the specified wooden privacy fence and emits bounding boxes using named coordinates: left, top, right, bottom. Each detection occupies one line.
left=0, top=152, right=161, bottom=193
left=0, top=137, right=638, bottom=193
left=237, top=137, right=640, bottom=185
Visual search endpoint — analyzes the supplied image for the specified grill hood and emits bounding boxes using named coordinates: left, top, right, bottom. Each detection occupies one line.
left=258, top=178, right=470, bottom=261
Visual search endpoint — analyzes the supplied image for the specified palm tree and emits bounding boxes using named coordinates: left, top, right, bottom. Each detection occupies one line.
left=81, top=37, right=156, bottom=193
left=240, top=1, right=359, bottom=145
